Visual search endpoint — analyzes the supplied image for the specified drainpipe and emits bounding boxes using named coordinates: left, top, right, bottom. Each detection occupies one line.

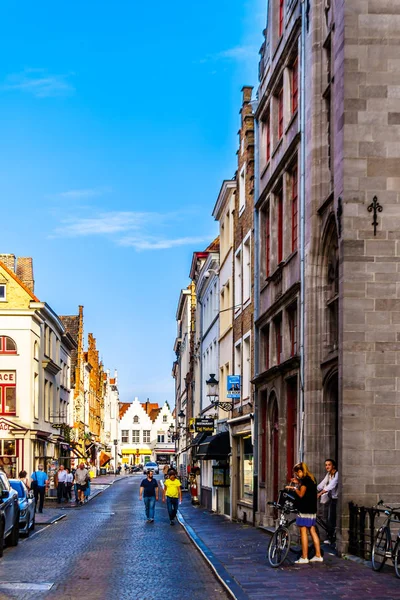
left=299, top=0, right=307, bottom=462
left=252, top=97, right=260, bottom=525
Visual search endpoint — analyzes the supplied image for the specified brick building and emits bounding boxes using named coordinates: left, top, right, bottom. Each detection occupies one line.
left=254, top=0, right=400, bottom=552
left=229, top=86, right=256, bottom=524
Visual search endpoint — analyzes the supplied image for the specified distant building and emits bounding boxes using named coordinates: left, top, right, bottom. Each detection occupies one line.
left=119, top=398, right=174, bottom=465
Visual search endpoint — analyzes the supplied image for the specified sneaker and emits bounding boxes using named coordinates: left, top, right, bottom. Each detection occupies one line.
left=309, top=555, right=324, bottom=563
left=149, top=519, right=154, bottom=522
left=323, top=539, right=331, bottom=544
left=295, top=557, right=309, bottom=564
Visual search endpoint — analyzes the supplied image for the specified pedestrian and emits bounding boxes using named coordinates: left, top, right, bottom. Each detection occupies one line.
left=19, top=470, right=29, bottom=490
left=286, top=462, right=323, bottom=564
left=163, top=464, right=169, bottom=480
left=317, top=458, right=338, bottom=543
left=162, top=469, right=182, bottom=525
left=139, top=469, right=159, bottom=522
left=74, top=462, right=90, bottom=505
left=65, top=468, right=74, bottom=501
left=56, top=465, right=67, bottom=504
left=30, top=464, right=48, bottom=513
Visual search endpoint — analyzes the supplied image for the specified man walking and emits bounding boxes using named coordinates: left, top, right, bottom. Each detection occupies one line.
left=162, top=469, right=182, bottom=525
left=139, top=470, right=159, bottom=522
left=75, top=462, right=89, bottom=505
left=31, top=464, right=48, bottom=513
left=56, top=465, right=67, bottom=504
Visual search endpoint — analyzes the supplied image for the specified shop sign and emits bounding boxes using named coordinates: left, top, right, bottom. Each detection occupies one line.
left=195, top=418, right=214, bottom=433
left=227, top=375, right=241, bottom=399
left=0, top=372, right=15, bottom=383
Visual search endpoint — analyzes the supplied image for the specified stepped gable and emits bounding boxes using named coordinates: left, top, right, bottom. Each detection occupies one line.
left=119, top=402, right=131, bottom=419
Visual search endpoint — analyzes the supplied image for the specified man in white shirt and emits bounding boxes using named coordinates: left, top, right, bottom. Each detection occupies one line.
left=317, top=458, right=338, bottom=543
left=56, top=465, right=68, bottom=504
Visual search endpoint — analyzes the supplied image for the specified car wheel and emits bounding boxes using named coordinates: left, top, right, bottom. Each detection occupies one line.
left=9, top=514, right=20, bottom=546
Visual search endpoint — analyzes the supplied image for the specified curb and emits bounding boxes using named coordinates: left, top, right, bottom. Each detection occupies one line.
left=177, top=510, right=250, bottom=600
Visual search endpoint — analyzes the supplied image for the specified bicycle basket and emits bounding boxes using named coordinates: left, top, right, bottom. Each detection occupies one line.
left=277, top=489, right=296, bottom=510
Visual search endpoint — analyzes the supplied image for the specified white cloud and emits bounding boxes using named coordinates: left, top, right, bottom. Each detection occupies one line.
left=118, top=235, right=211, bottom=251
left=2, top=68, right=75, bottom=98
left=52, top=210, right=211, bottom=251
left=55, top=188, right=110, bottom=200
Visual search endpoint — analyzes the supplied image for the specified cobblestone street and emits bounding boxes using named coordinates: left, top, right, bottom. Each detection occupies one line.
left=0, top=477, right=229, bottom=600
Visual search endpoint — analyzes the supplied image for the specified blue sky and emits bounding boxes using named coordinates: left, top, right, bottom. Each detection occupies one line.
left=0, top=1, right=266, bottom=405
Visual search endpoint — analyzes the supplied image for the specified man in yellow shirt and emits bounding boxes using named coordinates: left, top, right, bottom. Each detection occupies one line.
left=162, top=469, right=182, bottom=525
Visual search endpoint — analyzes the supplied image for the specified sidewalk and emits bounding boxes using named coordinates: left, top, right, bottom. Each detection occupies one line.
left=43, top=473, right=129, bottom=511
left=178, top=496, right=400, bottom=600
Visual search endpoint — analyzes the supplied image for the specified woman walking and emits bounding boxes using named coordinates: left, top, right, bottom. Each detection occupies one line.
left=286, top=462, right=323, bottom=564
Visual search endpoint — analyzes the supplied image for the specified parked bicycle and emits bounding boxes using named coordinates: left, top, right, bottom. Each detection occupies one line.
left=371, top=500, right=400, bottom=577
left=267, top=491, right=334, bottom=567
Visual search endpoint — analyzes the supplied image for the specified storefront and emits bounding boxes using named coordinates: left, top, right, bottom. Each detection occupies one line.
left=121, top=448, right=151, bottom=465
left=197, top=431, right=230, bottom=514
left=228, top=414, right=254, bottom=524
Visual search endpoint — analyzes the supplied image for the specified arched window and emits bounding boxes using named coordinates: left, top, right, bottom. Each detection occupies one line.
left=322, top=220, right=339, bottom=353
left=133, top=415, right=139, bottom=424
left=0, top=337, right=17, bottom=354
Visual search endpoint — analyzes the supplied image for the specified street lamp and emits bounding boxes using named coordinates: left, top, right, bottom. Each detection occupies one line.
left=206, top=373, right=233, bottom=412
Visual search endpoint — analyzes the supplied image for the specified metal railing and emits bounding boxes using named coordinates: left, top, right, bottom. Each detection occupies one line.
left=348, top=502, right=400, bottom=560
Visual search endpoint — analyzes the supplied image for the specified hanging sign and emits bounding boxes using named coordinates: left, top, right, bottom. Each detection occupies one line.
left=227, top=375, right=241, bottom=399
left=195, top=418, right=214, bottom=433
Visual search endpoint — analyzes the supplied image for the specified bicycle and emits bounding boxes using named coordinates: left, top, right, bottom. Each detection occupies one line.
left=371, top=500, right=400, bottom=577
left=267, top=491, right=335, bottom=567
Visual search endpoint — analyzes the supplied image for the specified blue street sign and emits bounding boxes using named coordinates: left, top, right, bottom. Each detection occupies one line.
left=227, top=375, right=241, bottom=399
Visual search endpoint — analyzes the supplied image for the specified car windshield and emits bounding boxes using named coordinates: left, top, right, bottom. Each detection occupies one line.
left=10, top=481, right=25, bottom=498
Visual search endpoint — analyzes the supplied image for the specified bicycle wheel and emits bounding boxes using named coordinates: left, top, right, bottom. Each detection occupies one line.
left=372, top=527, right=390, bottom=571
left=267, top=526, right=290, bottom=567
left=393, top=539, right=400, bottom=578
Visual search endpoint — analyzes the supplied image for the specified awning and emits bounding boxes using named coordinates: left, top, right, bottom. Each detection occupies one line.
left=181, top=432, right=208, bottom=453
left=197, top=432, right=230, bottom=461
left=100, top=451, right=112, bottom=467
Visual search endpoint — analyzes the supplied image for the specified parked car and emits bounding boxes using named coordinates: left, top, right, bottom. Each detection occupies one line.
left=9, top=480, right=35, bottom=536
left=143, top=462, right=159, bottom=475
left=0, top=472, right=20, bottom=556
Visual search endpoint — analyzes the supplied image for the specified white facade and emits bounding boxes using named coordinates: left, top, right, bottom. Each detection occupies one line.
left=119, top=398, right=174, bottom=465
left=102, top=369, right=120, bottom=468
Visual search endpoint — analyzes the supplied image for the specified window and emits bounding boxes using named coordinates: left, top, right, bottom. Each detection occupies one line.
left=277, top=187, right=283, bottom=263
left=33, top=372, right=39, bottom=420
left=265, top=110, right=271, bottom=163
left=239, top=164, right=246, bottom=212
left=235, top=342, right=242, bottom=380
left=278, top=0, right=284, bottom=37
left=275, top=316, right=282, bottom=365
left=132, top=430, right=140, bottom=444
left=2, top=440, right=15, bottom=456
left=262, top=325, right=270, bottom=371
left=292, top=165, right=298, bottom=252
left=288, top=306, right=298, bottom=357
left=292, top=58, right=299, bottom=114
left=121, top=430, right=129, bottom=443
left=265, top=204, right=270, bottom=277
left=243, top=235, right=251, bottom=304
left=157, top=432, right=165, bottom=443
left=0, top=337, right=17, bottom=354
left=143, top=430, right=151, bottom=444
left=133, top=415, right=139, bottom=423
left=0, top=371, right=17, bottom=416
left=242, top=335, right=251, bottom=400
left=278, top=88, right=284, bottom=140
left=0, top=285, right=6, bottom=302
left=234, top=248, right=242, bottom=312
left=163, top=415, right=167, bottom=423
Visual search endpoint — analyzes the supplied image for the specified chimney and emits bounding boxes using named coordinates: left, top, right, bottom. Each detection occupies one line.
left=0, top=254, right=16, bottom=272
left=16, top=257, right=34, bottom=293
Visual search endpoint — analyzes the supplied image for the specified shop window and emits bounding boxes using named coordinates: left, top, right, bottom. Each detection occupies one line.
left=291, top=57, right=299, bottom=114
left=121, top=430, right=129, bottom=443
left=0, top=337, right=17, bottom=354
left=0, top=440, right=16, bottom=479
left=291, top=164, right=298, bottom=252
left=143, top=430, right=151, bottom=443
left=132, top=430, right=140, bottom=444
left=242, top=436, right=254, bottom=500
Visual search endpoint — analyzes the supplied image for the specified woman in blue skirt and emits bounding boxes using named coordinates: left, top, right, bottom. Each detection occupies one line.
left=286, top=462, right=323, bottom=564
